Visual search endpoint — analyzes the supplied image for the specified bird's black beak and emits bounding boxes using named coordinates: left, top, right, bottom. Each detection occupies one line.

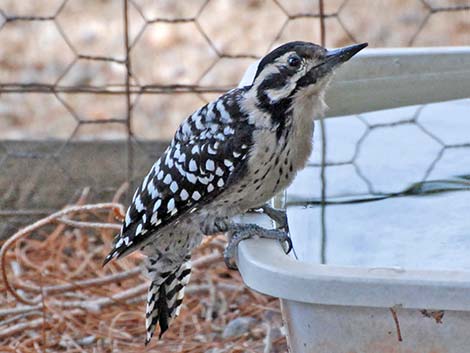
left=325, top=42, right=368, bottom=68
left=295, top=42, right=368, bottom=89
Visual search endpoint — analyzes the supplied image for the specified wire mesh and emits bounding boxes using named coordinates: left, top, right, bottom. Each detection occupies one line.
left=0, top=0, right=469, bottom=226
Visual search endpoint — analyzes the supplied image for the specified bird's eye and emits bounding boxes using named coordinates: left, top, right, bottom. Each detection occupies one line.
left=287, top=55, right=301, bottom=68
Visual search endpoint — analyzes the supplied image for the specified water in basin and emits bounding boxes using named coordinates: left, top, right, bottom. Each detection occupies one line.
left=286, top=99, right=470, bottom=271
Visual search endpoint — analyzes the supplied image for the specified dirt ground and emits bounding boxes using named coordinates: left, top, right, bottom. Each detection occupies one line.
left=0, top=195, right=288, bottom=352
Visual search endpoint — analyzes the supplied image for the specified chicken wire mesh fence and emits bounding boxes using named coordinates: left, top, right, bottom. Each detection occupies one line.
left=0, top=0, right=470, bottom=225
left=0, top=0, right=466, bottom=237
left=1, top=0, right=469, bottom=240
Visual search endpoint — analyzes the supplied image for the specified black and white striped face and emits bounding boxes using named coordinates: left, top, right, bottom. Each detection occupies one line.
left=252, top=41, right=367, bottom=106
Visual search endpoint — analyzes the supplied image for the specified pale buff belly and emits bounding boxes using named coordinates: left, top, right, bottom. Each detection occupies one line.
left=234, top=124, right=314, bottom=211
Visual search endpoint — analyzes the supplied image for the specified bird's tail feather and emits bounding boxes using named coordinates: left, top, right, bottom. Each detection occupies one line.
left=145, top=256, right=192, bottom=344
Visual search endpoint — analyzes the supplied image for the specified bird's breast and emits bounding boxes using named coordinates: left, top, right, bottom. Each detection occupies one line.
left=231, top=112, right=314, bottom=210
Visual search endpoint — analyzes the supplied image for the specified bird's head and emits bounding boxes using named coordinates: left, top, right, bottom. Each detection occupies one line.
left=250, top=41, right=367, bottom=112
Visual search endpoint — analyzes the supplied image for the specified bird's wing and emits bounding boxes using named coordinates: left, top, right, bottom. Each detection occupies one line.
left=104, top=90, right=253, bottom=263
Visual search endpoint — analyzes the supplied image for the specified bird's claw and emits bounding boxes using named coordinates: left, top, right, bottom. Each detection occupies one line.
left=203, top=217, right=233, bottom=235
left=223, top=224, right=292, bottom=270
left=260, top=204, right=290, bottom=233
left=281, top=233, right=293, bottom=254
left=223, top=246, right=238, bottom=270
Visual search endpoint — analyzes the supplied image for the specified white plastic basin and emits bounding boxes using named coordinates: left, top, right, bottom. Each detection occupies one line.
left=237, top=235, right=470, bottom=353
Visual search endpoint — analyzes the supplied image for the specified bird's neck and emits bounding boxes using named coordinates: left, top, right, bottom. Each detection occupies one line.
left=289, top=94, right=323, bottom=169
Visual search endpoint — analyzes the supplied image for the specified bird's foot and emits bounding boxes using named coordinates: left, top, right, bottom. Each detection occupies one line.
left=223, top=224, right=292, bottom=270
left=260, top=204, right=289, bottom=233
left=203, top=217, right=234, bottom=235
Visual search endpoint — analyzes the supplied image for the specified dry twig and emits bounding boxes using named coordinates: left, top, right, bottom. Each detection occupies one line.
left=0, top=203, right=124, bottom=305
